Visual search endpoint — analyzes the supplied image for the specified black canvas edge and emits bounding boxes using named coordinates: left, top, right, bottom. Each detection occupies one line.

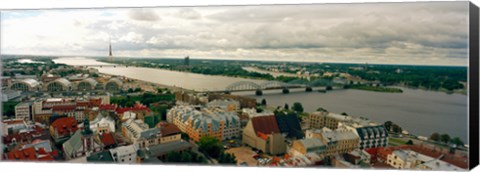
left=469, top=1, right=480, bottom=170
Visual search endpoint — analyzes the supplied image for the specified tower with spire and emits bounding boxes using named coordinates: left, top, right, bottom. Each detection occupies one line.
left=109, top=39, right=113, bottom=62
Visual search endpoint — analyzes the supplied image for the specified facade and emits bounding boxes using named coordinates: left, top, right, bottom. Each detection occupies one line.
left=88, top=114, right=116, bottom=134
left=10, top=79, right=41, bottom=92
left=109, top=144, right=139, bottom=164
left=122, top=119, right=163, bottom=148
left=15, top=102, right=32, bottom=120
left=208, top=93, right=257, bottom=108
left=2, top=89, right=21, bottom=102
left=306, top=128, right=360, bottom=156
left=242, top=115, right=286, bottom=155
left=289, top=138, right=326, bottom=156
left=386, top=149, right=464, bottom=170
left=45, top=78, right=72, bottom=92
left=167, top=105, right=240, bottom=142
left=77, top=78, right=99, bottom=91
left=105, top=78, right=123, bottom=91
left=308, top=111, right=350, bottom=130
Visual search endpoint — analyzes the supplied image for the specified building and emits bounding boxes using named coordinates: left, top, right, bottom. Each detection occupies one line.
left=289, top=138, right=326, bottom=156
left=10, top=78, right=41, bottom=92
left=156, top=122, right=182, bottom=144
left=306, top=128, right=360, bottom=156
left=121, top=119, right=164, bottom=148
left=208, top=93, right=257, bottom=108
left=167, top=105, right=240, bottom=142
left=105, top=78, right=123, bottom=91
left=45, top=78, right=72, bottom=92
left=1, top=119, right=29, bottom=136
left=88, top=114, right=116, bottom=134
left=386, top=149, right=464, bottom=171
left=339, top=118, right=388, bottom=149
left=49, top=117, right=79, bottom=142
left=206, top=99, right=240, bottom=112
left=109, top=144, right=139, bottom=164
left=62, top=130, right=103, bottom=160
left=3, top=146, right=56, bottom=161
left=77, top=78, right=99, bottom=91
left=2, top=89, right=21, bottom=102
left=15, top=102, right=32, bottom=120
left=242, top=115, right=286, bottom=155
left=308, top=111, right=350, bottom=130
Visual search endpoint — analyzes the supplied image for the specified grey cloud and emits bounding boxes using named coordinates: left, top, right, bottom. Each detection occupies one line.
left=128, top=8, right=160, bottom=21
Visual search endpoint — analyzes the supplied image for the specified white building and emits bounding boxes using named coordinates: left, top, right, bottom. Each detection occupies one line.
left=387, top=149, right=464, bottom=171
left=207, top=99, right=240, bottom=112
left=109, top=144, right=138, bottom=164
left=15, top=102, right=32, bottom=120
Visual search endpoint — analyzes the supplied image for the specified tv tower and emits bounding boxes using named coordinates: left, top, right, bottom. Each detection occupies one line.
left=109, top=39, right=113, bottom=62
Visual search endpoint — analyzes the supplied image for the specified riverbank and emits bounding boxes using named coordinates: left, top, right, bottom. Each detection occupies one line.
left=349, top=85, right=403, bottom=93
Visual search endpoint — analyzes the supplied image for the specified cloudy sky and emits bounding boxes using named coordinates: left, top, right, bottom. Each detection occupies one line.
left=0, top=2, right=470, bottom=66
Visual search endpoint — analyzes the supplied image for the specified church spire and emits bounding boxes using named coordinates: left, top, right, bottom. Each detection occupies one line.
left=109, top=39, right=112, bottom=57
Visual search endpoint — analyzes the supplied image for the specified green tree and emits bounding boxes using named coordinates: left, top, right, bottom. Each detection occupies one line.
left=292, top=102, right=304, bottom=113
left=316, top=107, right=328, bottom=112
left=391, top=124, right=402, bottom=134
left=341, top=112, right=348, bottom=116
left=384, top=121, right=393, bottom=132
left=261, top=99, right=267, bottom=106
left=218, top=153, right=237, bottom=164
left=450, top=137, right=463, bottom=146
left=406, top=140, right=414, bottom=145
left=430, top=132, right=440, bottom=141
left=198, top=136, right=223, bottom=159
left=284, top=103, right=289, bottom=110
left=440, top=134, right=451, bottom=144
left=181, top=132, right=190, bottom=141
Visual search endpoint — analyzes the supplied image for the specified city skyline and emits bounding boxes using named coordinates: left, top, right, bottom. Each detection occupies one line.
left=1, top=2, right=470, bottom=66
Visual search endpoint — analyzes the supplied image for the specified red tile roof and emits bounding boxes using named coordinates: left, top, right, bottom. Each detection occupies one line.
left=99, top=104, right=117, bottom=111
left=101, top=132, right=116, bottom=146
left=51, top=105, right=76, bottom=111
left=50, top=117, right=78, bottom=136
left=115, top=103, right=150, bottom=114
left=251, top=115, right=280, bottom=135
left=4, top=146, right=56, bottom=161
left=89, top=98, right=102, bottom=107
left=3, top=119, right=25, bottom=125
left=257, top=132, right=269, bottom=140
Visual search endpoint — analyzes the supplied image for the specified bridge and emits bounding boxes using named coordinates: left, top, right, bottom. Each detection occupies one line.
left=77, top=64, right=130, bottom=68
left=223, top=79, right=334, bottom=95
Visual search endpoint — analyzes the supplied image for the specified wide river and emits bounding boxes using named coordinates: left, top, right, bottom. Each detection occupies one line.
left=53, top=57, right=468, bottom=142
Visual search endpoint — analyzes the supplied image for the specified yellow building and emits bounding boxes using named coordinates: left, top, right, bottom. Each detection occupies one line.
left=306, top=127, right=359, bottom=156
left=308, top=111, right=350, bottom=130
left=242, top=115, right=286, bottom=155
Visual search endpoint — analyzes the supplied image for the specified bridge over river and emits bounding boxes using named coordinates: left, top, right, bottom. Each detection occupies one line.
left=201, top=79, right=337, bottom=95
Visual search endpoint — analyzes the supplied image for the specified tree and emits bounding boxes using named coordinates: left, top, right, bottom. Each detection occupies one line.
left=218, top=153, right=237, bottom=164
left=284, top=103, right=289, bottom=110
left=341, top=112, right=348, bottom=116
left=316, top=107, right=328, bottom=112
left=384, top=121, right=393, bottom=132
left=181, top=132, right=190, bottom=141
left=440, top=134, right=451, bottom=144
left=430, top=132, right=440, bottom=142
left=326, top=85, right=333, bottom=90
left=292, top=102, right=304, bottom=113
left=450, top=137, right=464, bottom=146
left=261, top=99, right=267, bottom=106
left=391, top=124, right=402, bottom=134
left=198, top=136, right=223, bottom=159
left=406, top=140, right=414, bottom=145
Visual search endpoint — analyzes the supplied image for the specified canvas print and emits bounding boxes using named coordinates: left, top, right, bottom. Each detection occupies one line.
left=0, top=1, right=475, bottom=171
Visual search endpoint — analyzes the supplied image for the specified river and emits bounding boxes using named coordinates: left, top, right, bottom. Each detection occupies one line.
left=53, top=57, right=469, bottom=142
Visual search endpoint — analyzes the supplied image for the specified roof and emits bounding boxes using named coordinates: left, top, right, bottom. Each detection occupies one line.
left=62, top=130, right=83, bottom=158
left=106, top=78, right=123, bottom=85
left=50, top=117, right=78, bottom=136
left=109, top=144, right=138, bottom=157
left=101, top=132, right=116, bottom=146
left=50, top=78, right=72, bottom=87
left=167, top=105, right=239, bottom=133
left=275, top=113, right=303, bottom=139
left=4, top=146, right=55, bottom=161
left=140, top=128, right=161, bottom=140
left=145, top=140, right=193, bottom=156
left=14, top=78, right=40, bottom=88
left=157, top=122, right=181, bottom=136
left=297, top=138, right=326, bottom=153
left=251, top=115, right=280, bottom=135
left=79, top=78, right=98, bottom=86
left=318, top=128, right=359, bottom=143
left=87, top=151, right=114, bottom=163
left=116, top=103, right=150, bottom=114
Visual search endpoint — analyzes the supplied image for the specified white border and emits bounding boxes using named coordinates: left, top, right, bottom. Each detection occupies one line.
left=0, top=0, right=479, bottom=172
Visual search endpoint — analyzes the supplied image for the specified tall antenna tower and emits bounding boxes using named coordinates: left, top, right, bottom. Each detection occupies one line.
left=109, top=39, right=113, bottom=62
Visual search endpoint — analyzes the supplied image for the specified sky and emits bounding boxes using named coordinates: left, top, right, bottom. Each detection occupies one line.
left=0, top=2, right=470, bottom=66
